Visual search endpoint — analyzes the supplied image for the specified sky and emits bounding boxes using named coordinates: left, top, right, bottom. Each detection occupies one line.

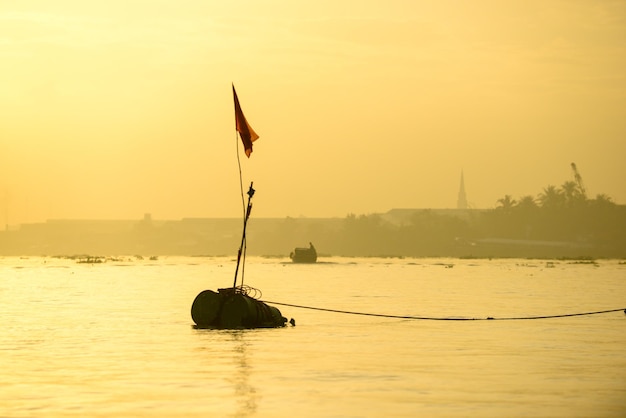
left=1, top=1, right=625, bottom=225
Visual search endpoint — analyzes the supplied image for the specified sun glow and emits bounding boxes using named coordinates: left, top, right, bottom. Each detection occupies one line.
left=1, top=1, right=625, bottom=224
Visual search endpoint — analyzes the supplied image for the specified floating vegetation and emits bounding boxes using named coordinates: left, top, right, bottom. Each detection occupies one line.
left=568, top=260, right=599, bottom=266
left=52, top=254, right=103, bottom=263
left=77, top=256, right=105, bottom=264
left=557, top=255, right=595, bottom=261
left=52, top=254, right=144, bottom=264
left=433, top=262, right=454, bottom=268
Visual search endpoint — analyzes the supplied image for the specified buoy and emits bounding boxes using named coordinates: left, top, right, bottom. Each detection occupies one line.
left=191, top=288, right=288, bottom=329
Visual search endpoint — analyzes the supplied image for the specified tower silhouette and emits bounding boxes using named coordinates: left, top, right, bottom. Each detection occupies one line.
left=457, top=170, right=468, bottom=209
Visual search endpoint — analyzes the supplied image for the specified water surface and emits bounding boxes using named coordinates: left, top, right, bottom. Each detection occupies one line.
left=1, top=256, right=624, bottom=417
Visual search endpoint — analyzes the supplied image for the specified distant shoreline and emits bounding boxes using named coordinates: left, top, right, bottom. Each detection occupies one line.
left=2, top=209, right=625, bottom=259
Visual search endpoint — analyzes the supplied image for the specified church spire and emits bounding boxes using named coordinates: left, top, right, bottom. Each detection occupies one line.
left=457, top=170, right=468, bottom=209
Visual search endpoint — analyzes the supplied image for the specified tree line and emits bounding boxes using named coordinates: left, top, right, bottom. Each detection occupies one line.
left=296, top=179, right=625, bottom=258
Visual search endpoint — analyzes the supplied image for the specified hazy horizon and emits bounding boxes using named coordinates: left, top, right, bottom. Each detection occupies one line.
left=2, top=1, right=625, bottom=226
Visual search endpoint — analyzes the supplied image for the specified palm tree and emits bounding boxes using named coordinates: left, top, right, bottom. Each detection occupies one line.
left=496, top=195, right=517, bottom=211
left=561, top=180, right=585, bottom=207
left=538, top=185, right=564, bottom=209
left=516, top=195, right=538, bottom=211
left=592, top=194, right=615, bottom=207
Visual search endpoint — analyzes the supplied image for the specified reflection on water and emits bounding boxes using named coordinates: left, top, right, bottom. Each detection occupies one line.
left=192, top=328, right=259, bottom=417
left=229, top=332, right=258, bottom=416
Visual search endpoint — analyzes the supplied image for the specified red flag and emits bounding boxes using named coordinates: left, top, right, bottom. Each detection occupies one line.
left=232, top=84, right=259, bottom=158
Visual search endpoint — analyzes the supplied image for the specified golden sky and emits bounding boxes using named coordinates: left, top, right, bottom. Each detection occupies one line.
left=1, top=1, right=625, bottom=224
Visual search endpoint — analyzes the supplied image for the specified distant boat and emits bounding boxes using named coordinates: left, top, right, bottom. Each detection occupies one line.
left=290, top=242, right=317, bottom=263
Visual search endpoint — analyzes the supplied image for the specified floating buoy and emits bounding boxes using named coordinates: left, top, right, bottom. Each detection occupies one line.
left=191, top=288, right=288, bottom=329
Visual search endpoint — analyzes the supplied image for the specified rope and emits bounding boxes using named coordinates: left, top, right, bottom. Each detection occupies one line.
left=235, top=285, right=263, bottom=300
left=260, top=301, right=626, bottom=321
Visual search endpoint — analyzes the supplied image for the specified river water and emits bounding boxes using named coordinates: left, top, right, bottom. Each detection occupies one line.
left=1, top=256, right=624, bottom=417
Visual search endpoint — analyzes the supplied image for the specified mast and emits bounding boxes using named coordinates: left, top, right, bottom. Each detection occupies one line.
left=231, top=84, right=259, bottom=290
left=232, top=182, right=254, bottom=289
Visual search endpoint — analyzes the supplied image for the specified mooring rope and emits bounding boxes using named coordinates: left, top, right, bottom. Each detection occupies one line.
left=260, top=301, right=626, bottom=321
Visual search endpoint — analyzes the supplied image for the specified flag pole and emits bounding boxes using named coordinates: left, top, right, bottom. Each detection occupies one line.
left=231, top=84, right=259, bottom=290
left=232, top=182, right=254, bottom=289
